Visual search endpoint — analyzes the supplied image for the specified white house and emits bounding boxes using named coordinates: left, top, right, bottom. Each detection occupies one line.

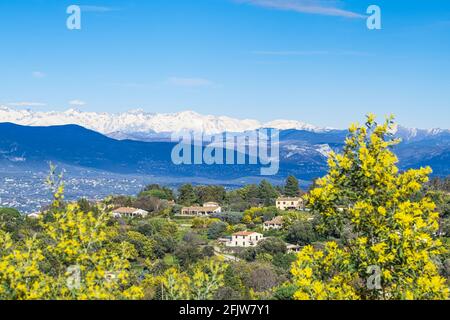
left=181, top=202, right=222, bottom=216
left=263, top=216, right=284, bottom=231
left=226, top=231, right=264, bottom=248
left=276, top=197, right=304, bottom=211
left=111, top=207, right=149, bottom=218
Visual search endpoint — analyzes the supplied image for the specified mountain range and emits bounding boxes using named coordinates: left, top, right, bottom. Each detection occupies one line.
left=0, top=106, right=448, bottom=184
left=0, top=106, right=328, bottom=141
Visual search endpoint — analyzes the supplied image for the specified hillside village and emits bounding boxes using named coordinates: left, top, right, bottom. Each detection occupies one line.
left=28, top=176, right=309, bottom=262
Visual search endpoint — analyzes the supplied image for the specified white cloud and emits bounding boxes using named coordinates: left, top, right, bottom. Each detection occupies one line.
left=7, top=102, right=47, bottom=107
left=236, top=0, right=365, bottom=18
left=69, top=100, right=86, bottom=106
left=32, top=71, right=46, bottom=78
left=167, top=77, right=214, bottom=88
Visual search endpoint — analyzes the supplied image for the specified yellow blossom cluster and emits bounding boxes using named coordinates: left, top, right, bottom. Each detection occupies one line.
left=144, top=259, right=227, bottom=300
left=293, top=114, right=449, bottom=300
left=0, top=182, right=143, bottom=300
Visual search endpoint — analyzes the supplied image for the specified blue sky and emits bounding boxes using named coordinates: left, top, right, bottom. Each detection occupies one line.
left=0, top=0, right=449, bottom=129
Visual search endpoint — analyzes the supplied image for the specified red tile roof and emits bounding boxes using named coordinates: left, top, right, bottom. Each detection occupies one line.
left=233, top=231, right=258, bottom=236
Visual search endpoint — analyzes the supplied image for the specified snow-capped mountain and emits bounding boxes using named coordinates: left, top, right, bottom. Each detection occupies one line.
left=0, top=106, right=326, bottom=139
left=1, top=106, right=448, bottom=143
left=392, top=124, right=449, bottom=142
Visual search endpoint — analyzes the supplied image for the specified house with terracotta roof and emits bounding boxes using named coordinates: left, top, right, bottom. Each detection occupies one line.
left=276, top=196, right=305, bottom=211
left=181, top=202, right=222, bottom=216
left=263, top=216, right=284, bottom=231
left=226, top=231, right=264, bottom=248
left=111, top=207, right=149, bottom=218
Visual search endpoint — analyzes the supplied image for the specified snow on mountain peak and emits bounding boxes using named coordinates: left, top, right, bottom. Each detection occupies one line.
left=0, top=106, right=325, bottom=137
left=265, top=119, right=325, bottom=132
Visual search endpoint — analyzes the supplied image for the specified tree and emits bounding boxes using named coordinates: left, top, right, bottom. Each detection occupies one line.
left=242, top=206, right=280, bottom=225
left=174, top=242, right=203, bottom=267
left=291, top=114, right=449, bottom=300
left=133, top=195, right=165, bottom=213
left=286, top=220, right=317, bottom=245
left=174, top=233, right=205, bottom=267
left=121, top=231, right=155, bottom=259
left=225, top=190, right=250, bottom=212
left=137, top=219, right=178, bottom=258
left=207, top=221, right=228, bottom=240
left=284, top=175, right=300, bottom=197
left=195, top=185, right=226, bottom=204
left=140, top=184, right=174, bottom=200
left=273, top=253, right=297, bottom=271
left=257, top=237, right=287, bottom=256
left=0, top=208, right=23, bottom=238
left=258, top=180, right=279, bottom=206
left=178, top=184, right=198, bottom=206
left=218, top=262, right=251, bottom=299
left=0, top=177, right=143, bottom=300
left=241, top=184, right=260, bottom=202
left=246, top=263, right=282, bottom=293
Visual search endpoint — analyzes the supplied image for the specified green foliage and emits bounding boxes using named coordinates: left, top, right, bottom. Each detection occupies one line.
left=286, top=220, right=318, bottom=245
left=0, top=208, right=23, bottom=238
left=192, top=217, right=217, bottom=229
left=212, top=212, right=244, bottom=225
left=242, top=206, right=280, bottom=225
left=174, top=233, right=206, bottom=267
left=272, top=253, right=297, bottom=271
left=273, top=283, right=298, bottom=300
left=0, top=170, right=143, bottom=300
left=177, top=184, right=198, bottom=206
left=207, top=221, right=228, bottom=240
left=246, top=262, right=283, bottom=293
left=257, top=237, right=287, bottom=256
left=195, top=185, right=226, bottom=204
left=258, top=180, right=279, bottom=206
left=145, top=259, right=227, bottom=300
left=292, top=115, right=449, bottom=300
left=284, top=175, right=301, bottom=197
left=123, top=231, right=155, bottom=259
left=140, top=184, right=174, bottom=200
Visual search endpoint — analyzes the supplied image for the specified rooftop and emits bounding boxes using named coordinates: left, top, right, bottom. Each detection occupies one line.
left=182, top=206, right=220, bottom=211
left=112, top=207, right=143, bottom=214
left=277, top=197, right=303, bottom=201
left=233, top=231, right=260, bottom=236
left=264, top=216, right=284, bottom=225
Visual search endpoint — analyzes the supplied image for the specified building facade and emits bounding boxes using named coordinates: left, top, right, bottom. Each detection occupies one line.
left=181, top=202, right=222, bottom=216
left=226, top=231, right=264, bottom=248
left=263, top=216, right=284, bottom=231
left=276, top=197, right=304, bottom=211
